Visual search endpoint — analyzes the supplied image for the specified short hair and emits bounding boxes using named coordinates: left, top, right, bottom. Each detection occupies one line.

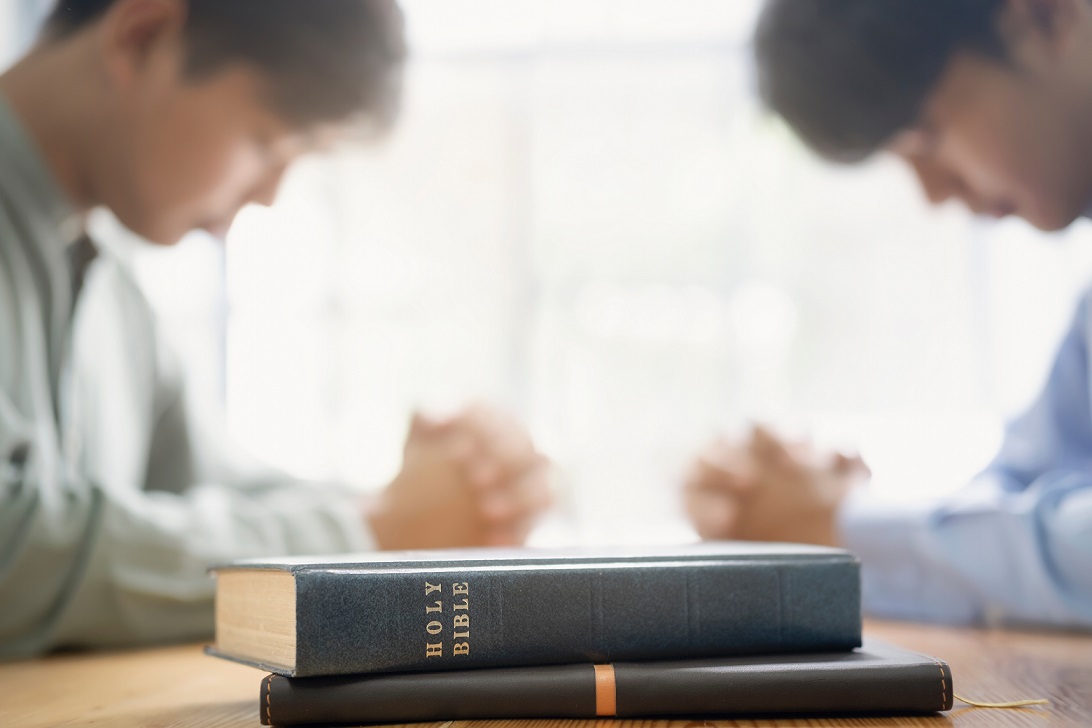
left=43, top=0, right=406, bottom=129
left=754, top=0, right=1008, bottom=163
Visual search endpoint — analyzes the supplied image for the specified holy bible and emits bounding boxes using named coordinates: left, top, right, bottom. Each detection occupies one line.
left=257, top=641, right=952, bottom=725
left=209, top=542, right=861, bottom=678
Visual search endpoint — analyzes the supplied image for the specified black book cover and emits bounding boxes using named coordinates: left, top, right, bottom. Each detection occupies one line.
left=258, top=640, right=953, bottom=725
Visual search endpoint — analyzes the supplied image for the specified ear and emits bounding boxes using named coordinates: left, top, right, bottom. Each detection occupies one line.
left=1002, top=0, right=1082, bottom=57
left=96, top=0, right=188, bottom=89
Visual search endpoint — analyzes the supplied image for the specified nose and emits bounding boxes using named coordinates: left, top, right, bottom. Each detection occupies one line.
left=249, top=163, right=290, bottom=208
left=908, top=157, right=964, bottom=208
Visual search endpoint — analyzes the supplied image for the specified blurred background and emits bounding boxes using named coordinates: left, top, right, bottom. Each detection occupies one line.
left=5, top=0, right=1092, bottom=544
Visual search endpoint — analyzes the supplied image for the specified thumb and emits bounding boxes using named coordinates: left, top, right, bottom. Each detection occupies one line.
left=750, top=424, right=790, bottom=466
left=409, top=411, right=452, bottom=438
left=834, top=451, right=871, bottom=478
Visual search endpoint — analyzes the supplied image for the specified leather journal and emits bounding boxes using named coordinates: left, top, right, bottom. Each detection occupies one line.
left=258, top=640, right=952, bottom=725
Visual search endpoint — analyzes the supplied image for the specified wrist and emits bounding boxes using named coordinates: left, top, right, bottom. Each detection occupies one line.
left=814, top=472, right=865, bottom=548
left=811, top=507, right=843, bottom=548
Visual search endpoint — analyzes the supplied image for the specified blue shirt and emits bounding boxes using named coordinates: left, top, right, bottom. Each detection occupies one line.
left=841, top=289, right=1092, bottom=628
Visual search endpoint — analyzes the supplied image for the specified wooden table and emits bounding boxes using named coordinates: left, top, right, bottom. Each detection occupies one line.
left=2, top=620, right=1089, bottom=727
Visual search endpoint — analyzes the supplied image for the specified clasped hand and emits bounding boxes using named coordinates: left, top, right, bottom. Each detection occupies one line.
left=366, top=404, right=552, bottom=550
left=683, top=426, right=869, bottom=547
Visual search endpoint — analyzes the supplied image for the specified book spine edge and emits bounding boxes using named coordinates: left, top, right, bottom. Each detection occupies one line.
left=293, top=558, right=860, bottom=677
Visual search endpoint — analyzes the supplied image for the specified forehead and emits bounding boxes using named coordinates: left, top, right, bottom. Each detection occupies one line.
left=885, top=51, right=1018, bottom=157
left=181, top=66, right=347, bottom=143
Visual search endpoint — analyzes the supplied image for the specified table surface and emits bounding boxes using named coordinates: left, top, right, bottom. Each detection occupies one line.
left=2, top=620, right=1090, bottom=728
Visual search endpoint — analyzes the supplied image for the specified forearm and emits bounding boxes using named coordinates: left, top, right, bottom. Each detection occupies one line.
left=0, top=474, right=371, bottom=658
left=840, top=474, right=1092, bottom=629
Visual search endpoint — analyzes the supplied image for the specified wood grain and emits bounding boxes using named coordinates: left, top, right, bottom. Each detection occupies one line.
left=1, top=620, right=1088, bottom=727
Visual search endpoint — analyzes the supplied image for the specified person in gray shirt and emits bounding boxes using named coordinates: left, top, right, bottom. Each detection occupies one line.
left=0, top=0, right=550, bottom=658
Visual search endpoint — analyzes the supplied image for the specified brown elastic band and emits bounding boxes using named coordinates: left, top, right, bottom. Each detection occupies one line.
left=593, top=664, right=617, bottom=716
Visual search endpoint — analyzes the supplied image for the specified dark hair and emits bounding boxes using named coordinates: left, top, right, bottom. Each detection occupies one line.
left=754, top=0, right=1007, bottom=163
left=44, top=0, right=406, bottom=128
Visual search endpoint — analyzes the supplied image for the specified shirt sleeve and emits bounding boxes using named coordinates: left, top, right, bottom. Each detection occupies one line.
left=840, top=292, right=1092, bottom=628
left=0, top=377, right=373, bottom=658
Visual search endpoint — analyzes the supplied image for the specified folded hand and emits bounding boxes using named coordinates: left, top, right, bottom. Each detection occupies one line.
left=366, top=403, right=552, bottom=550
left=683, top=426, right=868, bottom=547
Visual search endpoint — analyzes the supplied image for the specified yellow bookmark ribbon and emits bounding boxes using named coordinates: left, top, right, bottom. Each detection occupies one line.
left=954, top=694, right=1050, bottom=709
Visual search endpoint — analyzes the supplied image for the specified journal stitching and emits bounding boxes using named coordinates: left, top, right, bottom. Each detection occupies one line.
left=903, top=645, right=949, bottom=712
left=263, top=675, right=272, bottom=725
left=928, top=656, right=948, bottom=711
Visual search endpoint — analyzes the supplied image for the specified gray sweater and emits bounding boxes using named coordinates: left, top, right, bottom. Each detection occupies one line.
left=0, top=95, right=371, bottom=658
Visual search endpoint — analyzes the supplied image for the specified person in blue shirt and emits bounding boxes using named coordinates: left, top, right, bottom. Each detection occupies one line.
left=684, top=0, right=1092, bottom=629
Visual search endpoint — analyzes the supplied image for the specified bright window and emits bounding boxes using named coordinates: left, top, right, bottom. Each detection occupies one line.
left=38, top=1, right=1092, bottom=543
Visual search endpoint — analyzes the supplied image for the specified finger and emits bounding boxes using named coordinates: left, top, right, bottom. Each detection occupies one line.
left=414, top=425, right=478, bottom=470
left=685, top=487, right=739, bottom=540
left=750, top=424, right=792, bottom=467
left=787, top=437, right=817, bottom=464
left=832, top=452, right=853, bottom=472
left=476, top=440, right=543, bottom=494
left=435, top=408, right=505, bottom=484
left=483, top=519, right=535, bottom=547
left=480, top=489, right=518, bottom=521
left=685, top=458, right=756, bottom=497
left=466, top=449, right=546, bottom=493
left=461, top=404, right=538, bottom=470
left=468, top=459, right=503, bottom=490
left=830, top=453, right=870, bottom=492
left=523, top=463, right=554, bottom=512
left=481, top=477, right=548, bottom=542
left=845, top=452, right=871, bottom=477
left=485, top=483, right=549, bottom=545
left=684, top=459, right=718, bottom=493
left=408, top=410, right=460, bottom=440
left=479, top=461, right=553, bottom=522
left=699, top=437, right=747, bottom=471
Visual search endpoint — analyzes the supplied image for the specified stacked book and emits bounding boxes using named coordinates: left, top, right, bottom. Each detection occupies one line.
left=208, top=542, right=953, bottom=726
